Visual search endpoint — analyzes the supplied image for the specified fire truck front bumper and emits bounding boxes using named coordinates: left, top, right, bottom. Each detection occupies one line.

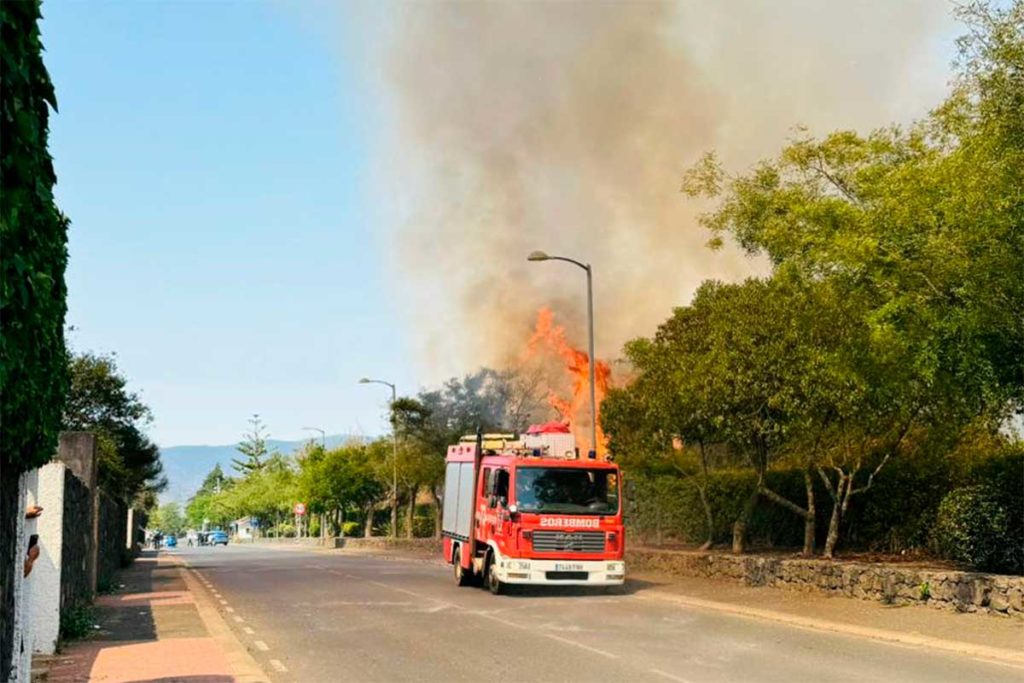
left=495, top=558, right=626, bottom=586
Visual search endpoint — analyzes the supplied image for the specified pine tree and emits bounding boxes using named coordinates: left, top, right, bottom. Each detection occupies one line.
left=233, top=414, right=269, bottom=474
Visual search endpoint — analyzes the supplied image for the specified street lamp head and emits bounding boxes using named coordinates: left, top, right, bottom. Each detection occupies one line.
left=527, top=250, right=550, bottom=262
left=358, top=377, right=371, bottom=384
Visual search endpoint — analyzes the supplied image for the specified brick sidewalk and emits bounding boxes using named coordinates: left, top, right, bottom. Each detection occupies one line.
left=41, top=552, right=259, bottom=683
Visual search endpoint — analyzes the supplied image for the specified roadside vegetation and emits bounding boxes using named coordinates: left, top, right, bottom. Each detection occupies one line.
left=185, top=369, right=546, bottom=538
left=602, top=2, right=1023, bottom=574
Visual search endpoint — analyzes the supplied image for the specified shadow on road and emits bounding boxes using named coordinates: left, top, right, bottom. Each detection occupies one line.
left=504, top=577, right=662, bottom=598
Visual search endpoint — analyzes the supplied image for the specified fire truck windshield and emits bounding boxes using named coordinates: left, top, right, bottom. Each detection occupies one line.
left=514, top=467, right=619, bottom=515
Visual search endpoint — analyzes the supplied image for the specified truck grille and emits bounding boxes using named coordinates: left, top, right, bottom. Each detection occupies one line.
left=531, top=530, right=606, bottom=553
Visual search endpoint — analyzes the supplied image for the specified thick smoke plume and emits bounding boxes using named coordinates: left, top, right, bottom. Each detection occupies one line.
left=374, top=1, right=952, bottom=378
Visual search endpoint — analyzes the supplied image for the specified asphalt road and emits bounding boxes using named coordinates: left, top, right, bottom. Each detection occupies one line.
left=173, top=544, right=1022, bottom=683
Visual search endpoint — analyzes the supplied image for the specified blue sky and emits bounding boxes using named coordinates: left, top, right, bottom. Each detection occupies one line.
left=42, top=1, right=413, bottom=445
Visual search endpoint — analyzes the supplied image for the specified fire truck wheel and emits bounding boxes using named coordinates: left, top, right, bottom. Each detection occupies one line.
left=485, top=553, right=505, bottom=595
left=454, top=554, right=473, bottom=587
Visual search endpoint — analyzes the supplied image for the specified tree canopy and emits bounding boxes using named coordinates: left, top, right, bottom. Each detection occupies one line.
left=63, top=351, right=164, bottom=502
left=605, top=1, right=1023, bottom=557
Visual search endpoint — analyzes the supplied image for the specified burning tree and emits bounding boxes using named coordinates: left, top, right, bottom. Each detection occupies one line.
left=526, top=307, right=613, bottom=458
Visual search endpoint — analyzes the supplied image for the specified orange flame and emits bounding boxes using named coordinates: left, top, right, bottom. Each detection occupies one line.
left=526, top=307, right=611, bottom=458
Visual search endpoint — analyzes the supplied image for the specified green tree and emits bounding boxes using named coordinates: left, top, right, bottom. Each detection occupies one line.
left=233, top=414, right=270, bottom=474
left=683, top=1, right=1023, bottom=429
left=63, top=351, right=164, bottom=502
left=298, top=442, right=387, bottom=537
left=150, top=502, right=186, bottom=536
left=197, top=463, right=228, bottom=495
left=670, top=1, right=1023, bottom=556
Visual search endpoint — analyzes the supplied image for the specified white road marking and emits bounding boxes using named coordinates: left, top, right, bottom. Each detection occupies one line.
left=219, top=599, right=228, bottom=605
left=254, top=640, right=270, bottom=651
left=651, top=669, right=692, bottom=683
left=331, top=567, right=623, bottom=660
left=543, top=633, right=619, bottom=659
left=233, top=615, right=244, bottom=623
left=269, top=659, right=288, bottom=672
left=244, top=627, right=256, bottom=635
left=226, top=606, right=235, bottom=613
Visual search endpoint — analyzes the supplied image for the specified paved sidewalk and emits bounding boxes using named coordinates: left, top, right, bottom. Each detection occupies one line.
left=42, top=552, right=267, bottom=683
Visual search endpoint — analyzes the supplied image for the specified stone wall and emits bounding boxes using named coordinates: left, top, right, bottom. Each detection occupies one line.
left=96, top=493, right=126, bottom=590
left=627, top=548, right=1024, bottom=617
left=61, top=468, right=92, bottom=616
left=334, top=537, right=442, bottom=554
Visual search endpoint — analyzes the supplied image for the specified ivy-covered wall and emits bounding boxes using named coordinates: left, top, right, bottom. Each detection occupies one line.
left=1, top=1, right=71, bottom=677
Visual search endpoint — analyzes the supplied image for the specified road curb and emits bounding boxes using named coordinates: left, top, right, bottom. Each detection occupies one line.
left=167, top=555, right=271, bottom=683
left=639, top=589, right=1024, bottom=669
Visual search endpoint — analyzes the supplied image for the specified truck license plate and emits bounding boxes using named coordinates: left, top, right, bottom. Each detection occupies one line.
left=554, top=563, right=584, bottom=571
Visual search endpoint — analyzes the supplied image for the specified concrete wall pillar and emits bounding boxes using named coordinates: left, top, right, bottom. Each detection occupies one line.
left=57, top=433, right=97, bottom=595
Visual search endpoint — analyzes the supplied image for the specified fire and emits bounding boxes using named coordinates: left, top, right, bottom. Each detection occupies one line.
left=526, top=307, right=611, bottom=458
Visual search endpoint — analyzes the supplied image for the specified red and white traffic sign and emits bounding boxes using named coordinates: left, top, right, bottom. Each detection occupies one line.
left=293, top=502, right=307, bottom=516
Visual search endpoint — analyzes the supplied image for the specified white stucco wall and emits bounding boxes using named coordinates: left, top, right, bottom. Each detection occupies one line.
left=30, top=462, right=66, bottom=655
left=12, top=470, right=36, bottom=683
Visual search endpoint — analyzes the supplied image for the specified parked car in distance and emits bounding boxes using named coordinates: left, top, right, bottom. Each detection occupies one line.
left=164, top=535, right=177, bottom=548
left=209, top=530, right=229, bottom=546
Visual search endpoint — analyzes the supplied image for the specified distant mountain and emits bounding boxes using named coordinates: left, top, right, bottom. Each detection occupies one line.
left=159, top=434, right=360, bottom=504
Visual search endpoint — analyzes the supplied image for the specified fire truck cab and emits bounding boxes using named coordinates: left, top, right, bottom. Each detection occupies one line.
left=442, top=426, right=625, bottom=594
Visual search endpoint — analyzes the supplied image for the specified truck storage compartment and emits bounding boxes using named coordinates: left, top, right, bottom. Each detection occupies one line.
left=442, top=461, right=475, bottom=540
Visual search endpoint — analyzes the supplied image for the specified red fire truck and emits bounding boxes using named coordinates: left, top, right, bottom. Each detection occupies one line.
left=442, top=425, right=625, bottom=594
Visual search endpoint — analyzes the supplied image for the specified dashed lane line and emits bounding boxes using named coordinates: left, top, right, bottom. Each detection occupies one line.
left=233, top=615, right=245, bottom=623
left=254, top=640, right=270, bottom=652
left=328, top=569, right=621, bottom=661
left=269, top=659, right=288, bottom=673
left=651, top=669, right=692, bottom=683
left=244, top=627, right=256, bottom=635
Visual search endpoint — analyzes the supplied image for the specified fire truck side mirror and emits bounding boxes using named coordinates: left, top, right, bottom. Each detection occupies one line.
left=488, top=494, right=497, bottom=508
left=498, top=495, right=508, bottom=508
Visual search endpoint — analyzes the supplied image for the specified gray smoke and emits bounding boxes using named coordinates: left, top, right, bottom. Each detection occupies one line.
left=369, top=1, right=954, bottom=378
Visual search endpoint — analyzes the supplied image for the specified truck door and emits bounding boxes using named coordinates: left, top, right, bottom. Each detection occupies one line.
left=490, top=468, right=511, bottom=549
left=476, top=467, right=492, bottom=540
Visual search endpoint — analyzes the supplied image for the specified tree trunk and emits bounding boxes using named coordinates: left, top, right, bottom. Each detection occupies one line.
left=732, top=486, right=760, bottom=554
left=802, top=469, right=816, bottom=557
left=406, top=487, right=416, bottom=539
left=697, top=483, right=714, bottom=550
left=655, top=501, right=663, bottom=546
left=430, top=488, right=442, bottom=539
left=823, top=473, right=849, bottom=558
left=390, top=489, right=398, bottom=539
left=364, top=505, right=374, bottom=538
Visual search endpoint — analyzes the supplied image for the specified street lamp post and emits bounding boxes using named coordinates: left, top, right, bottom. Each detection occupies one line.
left=359, top=377, right=398, bottom=538
left=528, top=250, right=598, bottom=458
left=303, top=426, right=326, bottom=449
